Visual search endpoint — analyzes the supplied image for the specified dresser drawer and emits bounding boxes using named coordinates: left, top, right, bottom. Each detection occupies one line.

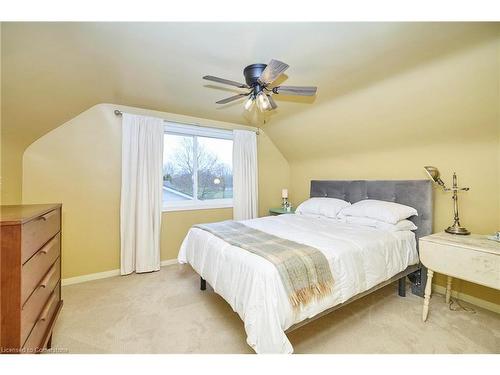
left=21, top=259, right=60, bottom=346
left=21, top=208, right=61, bottom=264
left=22, top=285, right=61, bottom=352
left=21, top=233, right=61, bottom=304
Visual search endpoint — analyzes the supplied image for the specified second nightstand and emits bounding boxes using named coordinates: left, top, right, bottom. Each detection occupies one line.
left=269, top=207, right=296, bottom=216
left=419, top=232, right=500, bottom=322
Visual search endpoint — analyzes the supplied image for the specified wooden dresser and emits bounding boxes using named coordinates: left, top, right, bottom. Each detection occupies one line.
left=1, top=204, right=63, bottom=353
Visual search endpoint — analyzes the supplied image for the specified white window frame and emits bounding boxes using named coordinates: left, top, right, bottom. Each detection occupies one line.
left=162, top=122, right=233, bottom=212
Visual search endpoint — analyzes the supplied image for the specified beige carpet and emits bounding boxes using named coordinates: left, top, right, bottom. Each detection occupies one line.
left=52, top=264, right=500, bottom=354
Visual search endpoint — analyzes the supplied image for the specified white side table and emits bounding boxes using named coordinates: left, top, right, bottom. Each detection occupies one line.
left=419, top=232, right=500, bottom=321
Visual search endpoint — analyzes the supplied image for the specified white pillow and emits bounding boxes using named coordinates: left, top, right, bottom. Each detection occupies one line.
left=296, top=197, right=351, bottom=218
left=339, top=199, right=418, bottom=224
left=342, top=216, right=418, bottom=231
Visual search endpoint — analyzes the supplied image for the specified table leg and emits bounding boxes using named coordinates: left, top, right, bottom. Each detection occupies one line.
left=422, top=269, right=434, bottom=322
left=445, top=276, right=452, bottom=304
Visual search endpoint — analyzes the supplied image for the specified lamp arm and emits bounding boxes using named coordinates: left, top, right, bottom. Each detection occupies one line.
left=434, top=177, right=446, bottom=188
left=435, top=180, right=449, bottom=191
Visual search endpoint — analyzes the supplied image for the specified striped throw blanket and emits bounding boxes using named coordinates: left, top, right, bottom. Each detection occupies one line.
left=193, top=221, right=334, bottom=310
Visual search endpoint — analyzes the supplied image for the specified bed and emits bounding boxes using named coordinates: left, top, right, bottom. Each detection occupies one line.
left=178, top=180, right=432, bottom=353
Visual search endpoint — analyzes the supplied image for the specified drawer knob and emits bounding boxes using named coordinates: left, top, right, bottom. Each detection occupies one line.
left=37, top=210, right=57, bottom=222
left=40, top=266, right=57, bottom=288
left=39, top=293, right=57, bottom=322
left=39, top=237, right=56, bottom=255
left=39, top=235, right=57, bottom=255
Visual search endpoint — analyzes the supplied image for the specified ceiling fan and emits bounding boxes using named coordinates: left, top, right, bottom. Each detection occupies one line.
left=203, top=59, right=317, bottom=112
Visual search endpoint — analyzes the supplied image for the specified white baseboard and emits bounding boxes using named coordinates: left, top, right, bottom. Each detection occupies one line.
left=160, top=259, right=178, bottom=267
left=62, top=258, right=178, bottom=286
left=62, top=269, right=121, bottom=286
left=432, top=284, right=500, bottom=314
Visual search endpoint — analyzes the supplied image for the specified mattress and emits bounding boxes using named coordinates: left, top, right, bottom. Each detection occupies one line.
left=178, top=214, right=418, bottom=353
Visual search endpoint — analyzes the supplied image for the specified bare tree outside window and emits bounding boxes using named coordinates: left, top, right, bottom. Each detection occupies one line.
left=163, top=133, right=233, bottom=204
left=163, top=135, right=194, bottom=198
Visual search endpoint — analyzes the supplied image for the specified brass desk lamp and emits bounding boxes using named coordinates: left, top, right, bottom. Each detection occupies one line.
left=424, top=166, right=470, bottom=235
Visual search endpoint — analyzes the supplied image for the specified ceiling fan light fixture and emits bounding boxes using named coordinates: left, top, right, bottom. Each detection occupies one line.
left=203, top=59, right=317, bottom=113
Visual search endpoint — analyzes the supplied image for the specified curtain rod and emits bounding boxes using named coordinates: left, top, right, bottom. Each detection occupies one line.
left=114, top=109, right=259, bottom=135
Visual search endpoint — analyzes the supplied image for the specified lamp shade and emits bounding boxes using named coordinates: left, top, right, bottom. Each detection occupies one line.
left=244, top=97, right=254, bottom=111
left=256, top=91, right=271, bottom=111
left=424, top=166, right=440, bottom=181
left=282, top=188, right=288, bottom=198
left=424, top=166, right=445, bottom=187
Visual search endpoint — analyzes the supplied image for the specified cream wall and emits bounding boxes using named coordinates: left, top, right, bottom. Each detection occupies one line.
left=1, top=142, right=23, bottom=204
left=22, top=103, right=290, bottom=278
left=1, top=22, right=22, bottom=205
left=8, top=26, right=500, bottom=307
left=498, top=40, right=500, bottom=228
left=284, top=40, right=500, bottom=305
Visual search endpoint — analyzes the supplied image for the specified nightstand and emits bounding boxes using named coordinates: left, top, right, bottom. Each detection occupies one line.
left=269, top=207, right=296, bottom=216
left=419, top=232, right=500, bottom=322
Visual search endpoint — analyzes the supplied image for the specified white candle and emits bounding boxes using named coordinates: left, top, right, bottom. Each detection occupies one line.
left=282, top=189, right=288, bottom=199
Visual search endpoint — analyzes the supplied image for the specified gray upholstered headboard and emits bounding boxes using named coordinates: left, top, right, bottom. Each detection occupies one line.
left=310, top=180, right=433, bottom=243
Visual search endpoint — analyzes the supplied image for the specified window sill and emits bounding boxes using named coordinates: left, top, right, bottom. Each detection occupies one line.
left=162, top=201, right=233, bottom=212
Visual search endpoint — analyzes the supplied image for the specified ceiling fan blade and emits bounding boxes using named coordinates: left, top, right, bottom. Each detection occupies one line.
left=258, top=59, right=289, bottom=85
left=273, top=85, right=317, bottom=96
left=216, top=93, right=249, bottom=104
left=203, top=75, right=249, bottom=88
left=267, top=95, right=278, bottom=110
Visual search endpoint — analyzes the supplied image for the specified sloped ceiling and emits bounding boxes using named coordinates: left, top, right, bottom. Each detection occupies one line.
left=2, top=22, right=499, bottom=158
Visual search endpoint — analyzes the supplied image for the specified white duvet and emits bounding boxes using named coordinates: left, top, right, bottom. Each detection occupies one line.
left=178, top=214, right=418, bottom=354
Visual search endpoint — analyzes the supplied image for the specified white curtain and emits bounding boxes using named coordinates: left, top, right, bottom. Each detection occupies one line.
left=120, top=113, right=164, bottom=275
left=233, top=129, right=258, bottom=220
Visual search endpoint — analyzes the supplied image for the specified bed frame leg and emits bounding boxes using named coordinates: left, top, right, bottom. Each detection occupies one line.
left=200, top=277, right=206, bottom=291
left=398, top=277, right=406, bottom=297
left=409, top=266, right=426, bottom=297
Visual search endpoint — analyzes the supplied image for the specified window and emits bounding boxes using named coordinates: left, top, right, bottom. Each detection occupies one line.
left=162, top=122, right=233, bottom=211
